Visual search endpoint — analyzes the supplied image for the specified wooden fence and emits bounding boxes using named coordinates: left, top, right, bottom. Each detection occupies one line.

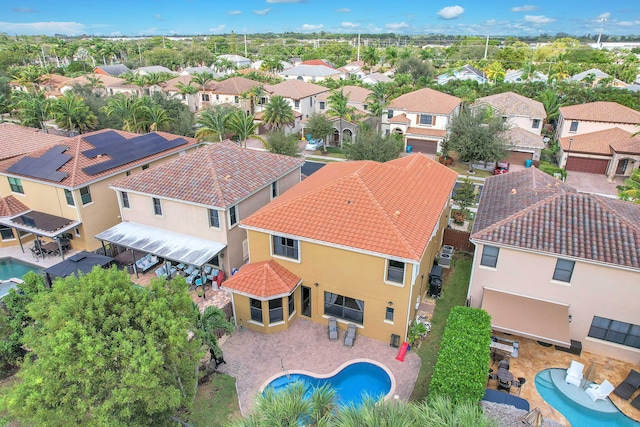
left=443, top=228, right=474, bottom=253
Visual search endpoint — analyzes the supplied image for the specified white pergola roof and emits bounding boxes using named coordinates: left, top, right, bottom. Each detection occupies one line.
left=95, top=222, right=226, bottom=267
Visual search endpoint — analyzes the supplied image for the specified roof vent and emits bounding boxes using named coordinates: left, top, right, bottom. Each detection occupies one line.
left=511, top=188, right=517, bottom=195
left=394, top=210, right=400, bottom=217
left=225, top=175, right=231, bottom=180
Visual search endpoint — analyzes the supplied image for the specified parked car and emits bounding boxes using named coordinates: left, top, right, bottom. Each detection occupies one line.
left=494, top=162, right=510, bottom=175
left=305, top=138, right=324, bottom=151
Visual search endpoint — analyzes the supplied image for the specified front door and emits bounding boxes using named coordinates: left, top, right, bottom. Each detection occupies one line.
left=616, top=159, right=628, bottom=175
left=301, top=286, right=311, bottom=317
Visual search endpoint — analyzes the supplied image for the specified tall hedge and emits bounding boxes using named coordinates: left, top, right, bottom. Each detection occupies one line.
left=429, top=306, right=492, bottom=403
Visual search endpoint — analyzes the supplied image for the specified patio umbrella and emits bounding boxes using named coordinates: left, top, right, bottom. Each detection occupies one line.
left=583, top=361, right=597, bottom=389
left=520, top=407, right=544, bottom=427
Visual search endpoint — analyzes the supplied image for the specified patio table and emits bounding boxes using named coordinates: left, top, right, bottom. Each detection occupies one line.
left=42, top=241, right=60, bottom=255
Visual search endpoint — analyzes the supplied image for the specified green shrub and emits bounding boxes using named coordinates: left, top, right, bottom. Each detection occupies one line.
left=325, top=146, right=344, bottom=155
left=538, top=162, right=567, bottom=179
left=429, top=306, right=492, bottom=403
left=540, top=148, right=557, bottom=164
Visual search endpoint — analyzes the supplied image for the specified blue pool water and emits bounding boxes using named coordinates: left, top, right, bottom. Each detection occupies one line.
left=535, top=369, right=640, bottom=426
left=0, top=258, right=41, bottom=297
left=265, top=361, right=392, bottom=407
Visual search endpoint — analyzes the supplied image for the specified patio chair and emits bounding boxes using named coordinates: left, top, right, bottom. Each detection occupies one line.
left=565, top=360, right=585, bottom=387
left=344, top=323, right=356, bottom=347
left=186, top=273, right=199, bottom=286
left=512, top=377, right=526, bottom=396
left=585, top=379, right=615, bottom=402
left=328, top=317, right=338, bottom=341
left=613, top=369, right=640, bottom=400
left=498, top=359, right=510, bottom=371
left=184, top=265, right=196, bottom=276
left=631, top=393, right=640, bottom=410
left=155, top=265, right=168, bottom=278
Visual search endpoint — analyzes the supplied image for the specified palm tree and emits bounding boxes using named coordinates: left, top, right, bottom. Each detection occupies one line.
left=101, top=94, right=148, bottom=133
left=195, top=105, right=239, bottom=142
left=536, top=89, right=561, bottom=124
left=11, top=65, right=45, bottom=92
left=242, top=85, right=266, bottom=115
left=226, top=110, right=265, bottom=148
left=50, top=92, right=97, bottom=135
left=11, top=90, right=51, bottom=131
left=262, top=95, right=295, bottom=130
left=193, top=305, right=234, bottom=366
left=484, top=61, right=505, bottom=84
left=549, top=61, right=570, bottom=84
left=260, top=58, right=284, bottom=74
left=327, top=89, right=356, bottom=147
left=191, top=72, right=215, bottom=91
left=384, top=46, right=399, bottom=68
left=362, top=46, right=380, bottom=74
left=617, top=168, right=640, bottom=204
left=365, top=83, right=390, bottom=133
left=143, top=104, right=172, bottom=132
left=176, top=81, right=198, bottom=108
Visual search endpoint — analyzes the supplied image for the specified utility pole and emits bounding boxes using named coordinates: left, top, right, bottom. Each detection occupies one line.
left=596, top=18, right=607, bottom=48
left=483, top=35, right=489, bottom=60
left=244, top=34, right=248, bottom=56
left=357, top=33, right=361, bottom=61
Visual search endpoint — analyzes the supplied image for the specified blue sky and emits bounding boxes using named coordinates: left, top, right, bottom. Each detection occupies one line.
left=1, top=1, right=639, bottom=37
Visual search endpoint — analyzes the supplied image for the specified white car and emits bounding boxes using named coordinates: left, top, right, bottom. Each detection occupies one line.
left=305, top=138, right=324, bottom=151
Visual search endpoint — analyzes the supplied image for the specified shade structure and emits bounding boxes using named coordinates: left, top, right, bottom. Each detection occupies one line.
left=520, top=407, right=544, bottom=427
left=583, top=362, right=597, bottom=389
left=481, top=287, right=571, bottom=347
left=44, top=251, right=113, bottom=285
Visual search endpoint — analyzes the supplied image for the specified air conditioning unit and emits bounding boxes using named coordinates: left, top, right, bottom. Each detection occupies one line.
left=442, top=245, right=454, bottom=255
left=438, top=252, right=452, bottom=268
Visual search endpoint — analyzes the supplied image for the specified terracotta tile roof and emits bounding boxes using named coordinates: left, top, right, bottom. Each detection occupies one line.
left=265, top=80, right=329, bottom=100
left=161, top=75, right=194, bottom=92
left=300, top=59, right=335, bottom=68
left=389, top=113, right=411, bottom=124
left=0, top=123, right=69, bottom=160
left=242, top=154, right=458, bottom=261
left=559, top=127, right=640, bottom=155
left=475, top=92, right=546, bottom=118
left=388, top=88, right=461, bottom=115
left=316, top=86, right=372, bottom=103
left=222, top=260, right=301, bottom=298
left=40, top=74, right=73, bottom=87
left=0, top=129, right=197, bottom=188
left=211, top=76, right=262, bottom=96
left=406, top=127, right=447, bottom=138
left=503, top=127, right=545, bottom=150
left=110, top=141, right=304, bottom=208
left=472, top=168, right=640, bottom=269
left=559, top=102, right=640, bottom=124
left=62, top=73, right=129, bottom=89
left=0, top=195, right=29, bottom=217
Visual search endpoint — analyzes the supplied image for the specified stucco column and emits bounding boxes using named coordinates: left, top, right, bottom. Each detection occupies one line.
left=607, top=157, right=618, bottom=182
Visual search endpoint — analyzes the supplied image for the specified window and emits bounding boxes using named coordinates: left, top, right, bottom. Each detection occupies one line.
left=125, top=171, right=131, bottom=176
left=385, top=307, right=394, bottom=322
left=480, top=245, right=499, bottom=268
left=319, top=101, right=325, bottom=110
left=229, top=205, right=238, bottom=227
left=75, top=227, right=81, bottom=237
left=202, top=94, right=210, bottom=102
left=153, top=197, right=162, bottom=215
left=64, top=189, right=75, bottom=206
left=271, top=181, right=278, bottom=199
left=363, top=104, right=368, bottom=110
left=569, top=121, right=579, bottom=132
left=588, top=316, right=640, bottom=349
left=121, top=191, right=130, bottom=208
left=260, top=97, right=266, bottom=105
left=309, top=97, right=313, bottom=107
left=419, top=114, right=434, bottom=125
left=0, top=227, right=14, bottom=240
left=273, top=235, right=299, bottom=260
left=553, top=259, right=575, bottom=282
left=324, top=291, right=364, bottom=324
left=8, top=177, right=24, bottom=194
left=234, top=96, right=239, bottom=103
left=269, top=299, right=283, bottom=323
left=532, top=119, right=541, bottom=129
left=294, top=100, right=300, bottom=108
left=387, top=109, right=393, bottom=119
left=288, top=293, right=295, bottom=317
left=79, top=186, right=92, bottom=205
left=250, top=298, right=263, bottom=323
left=386, top=260, right=405, bottom=284
left=142, top=164, right=149, bottom=170
left=209, top=209, right=220, bottom=228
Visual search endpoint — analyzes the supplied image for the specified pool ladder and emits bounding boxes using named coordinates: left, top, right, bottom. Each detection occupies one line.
left=280, top=358, right=290, bottom=380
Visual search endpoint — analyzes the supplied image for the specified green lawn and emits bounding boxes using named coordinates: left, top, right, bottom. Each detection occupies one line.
left=179, top=372, right=240, bottom=427
left=410, top=254, right=472, bottom=402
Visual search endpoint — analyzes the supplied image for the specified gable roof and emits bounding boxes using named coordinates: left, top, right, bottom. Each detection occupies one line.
left=110, top=141, right=304, bottom=208
left=161, top=75, right=194, bottom=92
left=134, top=66, right=175, bottom=74
left=222, top=260, right=301, bottom=299
left=559, top=102, right=640, bottom=124
left=363, top=72, right=393, bottom=83
left=475, top=92, right=546, bottom=118
left=559, top=127, right=640, bottom=155
left=0, top=129, right=197, bottom=188
left=265, top=80, right=329, bottom=100
left=181, top=66, right=216, bottom=75
left=279, top=64, right=341, bottom=78
left=472, top=168, right=640, bottom=269
left=503, top=127, right=545, bottom=150
left=0, top=195, right=29, bottom=217
left=94, top=64, right=131, bottom=76
left=0, top=123, right=69, bottom=161
left=504, top=69, right=548, bottom=83
left=388, top=88, right=461, bottom=115
left=316, top=85, right=372, bottom=103
left=62, top=73, right=130, bottom=90
left=300, top=59, right=335, bottom=68
left=242, top=154, right=458, bottom=261
left=211, top=76, right=262, bottom=95
left=570, top=68, right=610, bottom=81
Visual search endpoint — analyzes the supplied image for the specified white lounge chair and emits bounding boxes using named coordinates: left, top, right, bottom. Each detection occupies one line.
left=565, top=360, right=585, bottom=387
left=586, top=379, right=615, bottom=401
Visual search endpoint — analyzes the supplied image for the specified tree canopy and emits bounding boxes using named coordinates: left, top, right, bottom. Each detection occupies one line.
left=265, top=129, right=302, bottom=157
left=343, top=126, right=403, bottom=163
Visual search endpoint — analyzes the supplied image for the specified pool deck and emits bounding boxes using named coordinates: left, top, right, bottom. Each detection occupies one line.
left=0, top=245, right=81, bottom=272
left=217, top=317, right=421, bottom=415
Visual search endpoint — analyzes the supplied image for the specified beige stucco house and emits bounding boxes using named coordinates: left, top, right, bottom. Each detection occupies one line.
left=313, top=85, right=375, bottom=145
left=99, top=142, right=304, bottom=276
left=467, top=168, right=640, bottom=363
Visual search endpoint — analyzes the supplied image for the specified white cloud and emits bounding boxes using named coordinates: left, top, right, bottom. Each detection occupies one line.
left=341, top=22, right=360, bottom=29
left=228, top=10, right=242, bottom=15
left=139, top=27, right=160, bottom=35
left=437, top=5, right=464, bottom=20
left=597, top=12, right=611, bottom=19
left=511, top=5, right=538, bottom=12
left=0, top=21, right=87, bottom=36
left=524, top=15, right=555, bottom=24
left=617, top=20, right=640, bottom=26
left=385, top=22, right=409, bottom=30
left=154, top=14, right=164, bottom=21
left=253, top=8, right=271, bottom=15
left=209, top=24, right=225, bottom=33
left=11, top=7, right=37, bottom=13
left=336, top=8, right=351, bottom=13
left=301, top=24, right=324, bottom=31
left=267, top=0, right=306, bottom=3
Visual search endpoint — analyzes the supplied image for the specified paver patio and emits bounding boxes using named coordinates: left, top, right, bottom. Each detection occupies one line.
left=217, top=317, right=421, bottom=415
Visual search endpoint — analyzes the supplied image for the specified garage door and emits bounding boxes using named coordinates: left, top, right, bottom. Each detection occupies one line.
left=407, top=139, right=437, bottom=154
left=506, top=151, right=532, bottom=166
left=566, top=157, right=609, bottom=174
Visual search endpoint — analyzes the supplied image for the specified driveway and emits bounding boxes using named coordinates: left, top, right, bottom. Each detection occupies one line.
left=564, top=171, right=619, bottom=197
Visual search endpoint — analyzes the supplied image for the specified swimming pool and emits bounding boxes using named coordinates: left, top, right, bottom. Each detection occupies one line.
left=535, top=369, right=640, bottom=426
left=0, top=258, right=41, bottom=297
left=264, top=360, right=394, bottom=407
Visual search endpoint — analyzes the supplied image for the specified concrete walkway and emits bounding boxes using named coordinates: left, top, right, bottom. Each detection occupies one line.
left=217, top=317, right=421, bottom=415
left=565, top=171, right=619, bottom=197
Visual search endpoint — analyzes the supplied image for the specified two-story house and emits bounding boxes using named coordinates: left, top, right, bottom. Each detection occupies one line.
left=224, top=154, right=457, bottom=343
left=555, top=102, right=640, bottom=177
left=262, top=80, right=329, bottom=134
left=467, top=167, right=640, bottom=363
left=0, top=129, right=198, bottom=253
left=314, top=85, right=374, bottom=145
left=197, top=76, right=262, bottom=113
left=383, top=88, right=462, bottom=154
left=98, top=142, right=304, bottom=276
left=278, top=61, right=341, bottom=83
left=473, top=92, right=546, bottom=165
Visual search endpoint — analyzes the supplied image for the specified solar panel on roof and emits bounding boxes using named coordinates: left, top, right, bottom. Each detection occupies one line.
left=82, top=131, right=127, bottom=158
left=7, top=145, right=71, bottom=182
